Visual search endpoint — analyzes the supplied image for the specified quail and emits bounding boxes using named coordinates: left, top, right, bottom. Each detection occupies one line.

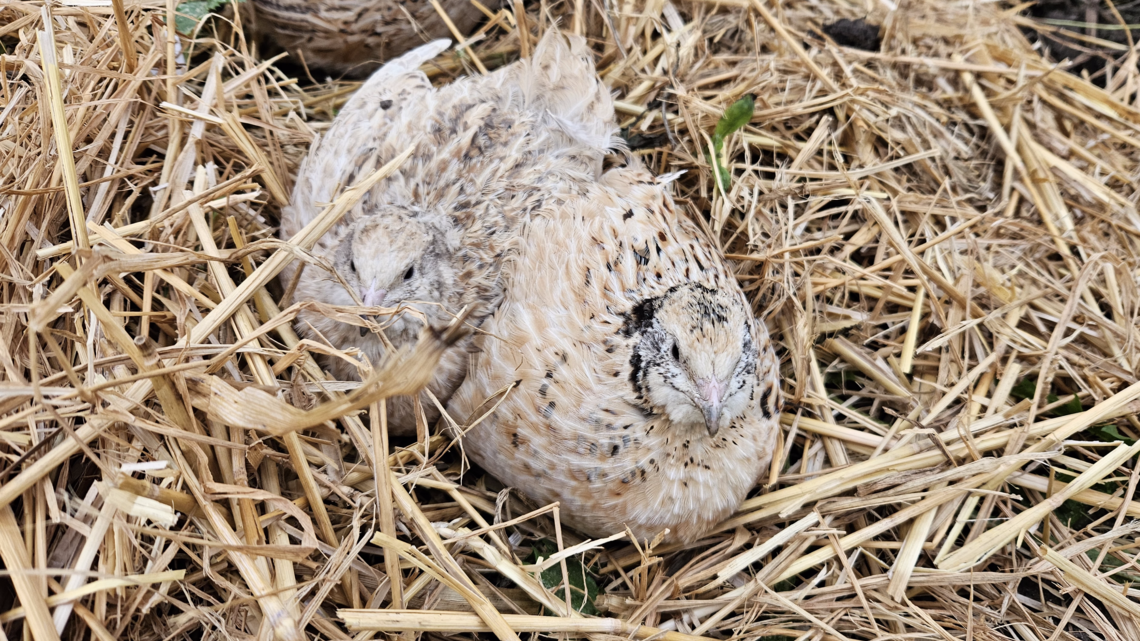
left=281, top=31, right=619, bottom=432
left=251, top=0, right=499, bottom=77
left=447, top=162, right=782, bottom=543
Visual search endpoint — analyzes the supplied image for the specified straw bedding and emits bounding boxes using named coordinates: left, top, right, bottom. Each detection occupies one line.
left=3, top=0, right=1140, bottom=638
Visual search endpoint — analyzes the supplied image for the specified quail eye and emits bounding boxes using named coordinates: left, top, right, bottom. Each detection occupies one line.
left=403, top=266, right=415, bottom=281
left=671, top=343, right=680, bottom=361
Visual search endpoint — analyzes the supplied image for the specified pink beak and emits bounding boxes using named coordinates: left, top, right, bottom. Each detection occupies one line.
left=361, top=280, right=387, bottom=308
left=699, top=378, right=726, bottom=436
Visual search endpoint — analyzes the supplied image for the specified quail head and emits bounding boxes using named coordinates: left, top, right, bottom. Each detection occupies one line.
left=291, top=206, right=467, bottom=428
left=625, top=282, right=762, bottom=437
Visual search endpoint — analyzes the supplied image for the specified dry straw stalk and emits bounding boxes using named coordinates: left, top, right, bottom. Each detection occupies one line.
left=4, top=0, right=1140, bottom=638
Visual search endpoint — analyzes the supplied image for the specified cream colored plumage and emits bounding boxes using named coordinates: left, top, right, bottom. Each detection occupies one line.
left=447, top=163, right=781, bottom=543
left=281, top=31, right=618, bottom=432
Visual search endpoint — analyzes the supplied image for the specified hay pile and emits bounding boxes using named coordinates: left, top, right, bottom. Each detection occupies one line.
left=3, top=0, right=1140, bottom=638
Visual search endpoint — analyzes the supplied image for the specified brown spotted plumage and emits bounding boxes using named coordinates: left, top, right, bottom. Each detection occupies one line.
left=251, top=0, right=498, bottom=77
left=448, top=162, right=781, bottom=543
left=281, top=32, right=618, bottom=433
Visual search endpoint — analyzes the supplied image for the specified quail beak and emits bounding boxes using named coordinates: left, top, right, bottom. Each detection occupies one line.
left=361, top=279, right=388, bottom=309
left=699, top=378, right=726, bottom=437
left=358, top=280, right=387, bottom=336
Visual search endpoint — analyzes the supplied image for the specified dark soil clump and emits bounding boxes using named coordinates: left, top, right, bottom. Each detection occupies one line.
left=1026, top=0, right=1140, bottom=84
left=821, top=18, right=882, bottom=51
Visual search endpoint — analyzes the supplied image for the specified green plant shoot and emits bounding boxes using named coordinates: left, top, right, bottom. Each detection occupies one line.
left=709, top=95, right=755, bottom=194
left=528, top=539, right=601, bottom=615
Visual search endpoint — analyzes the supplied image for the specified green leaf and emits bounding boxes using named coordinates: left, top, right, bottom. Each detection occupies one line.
left=175, top=0, right=240, bottom=35
left=1003, top=377, right=1084, bottom=417
left=528, top=540, right=601, bottom=616
left=1009, top=377, right=1036, bottom=402
left=823, top=370, right=862, bottom=392
left=771, top=579, right=797, bottom=592
left=1053, top=394, right=1083, bottom=416
left=1053, top=469, right=1120, bottom=500
left=1087, top=549, right=1140, bottom=582
left=714, top=95, right=755, bottom=141
left=1054, top=499, right=1095, bottom=530
left=708, top=96, right=755, bottom=194
left=1088, top=424, right=1136, bottom=445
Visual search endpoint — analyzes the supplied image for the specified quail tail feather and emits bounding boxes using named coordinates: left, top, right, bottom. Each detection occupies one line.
left=520, top=32, right=621, bottom=152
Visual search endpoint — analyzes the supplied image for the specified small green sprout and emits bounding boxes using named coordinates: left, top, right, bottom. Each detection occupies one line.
left=528, top=539, right=601, bottom=615
left=708, top=95, right=755, bottom=194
